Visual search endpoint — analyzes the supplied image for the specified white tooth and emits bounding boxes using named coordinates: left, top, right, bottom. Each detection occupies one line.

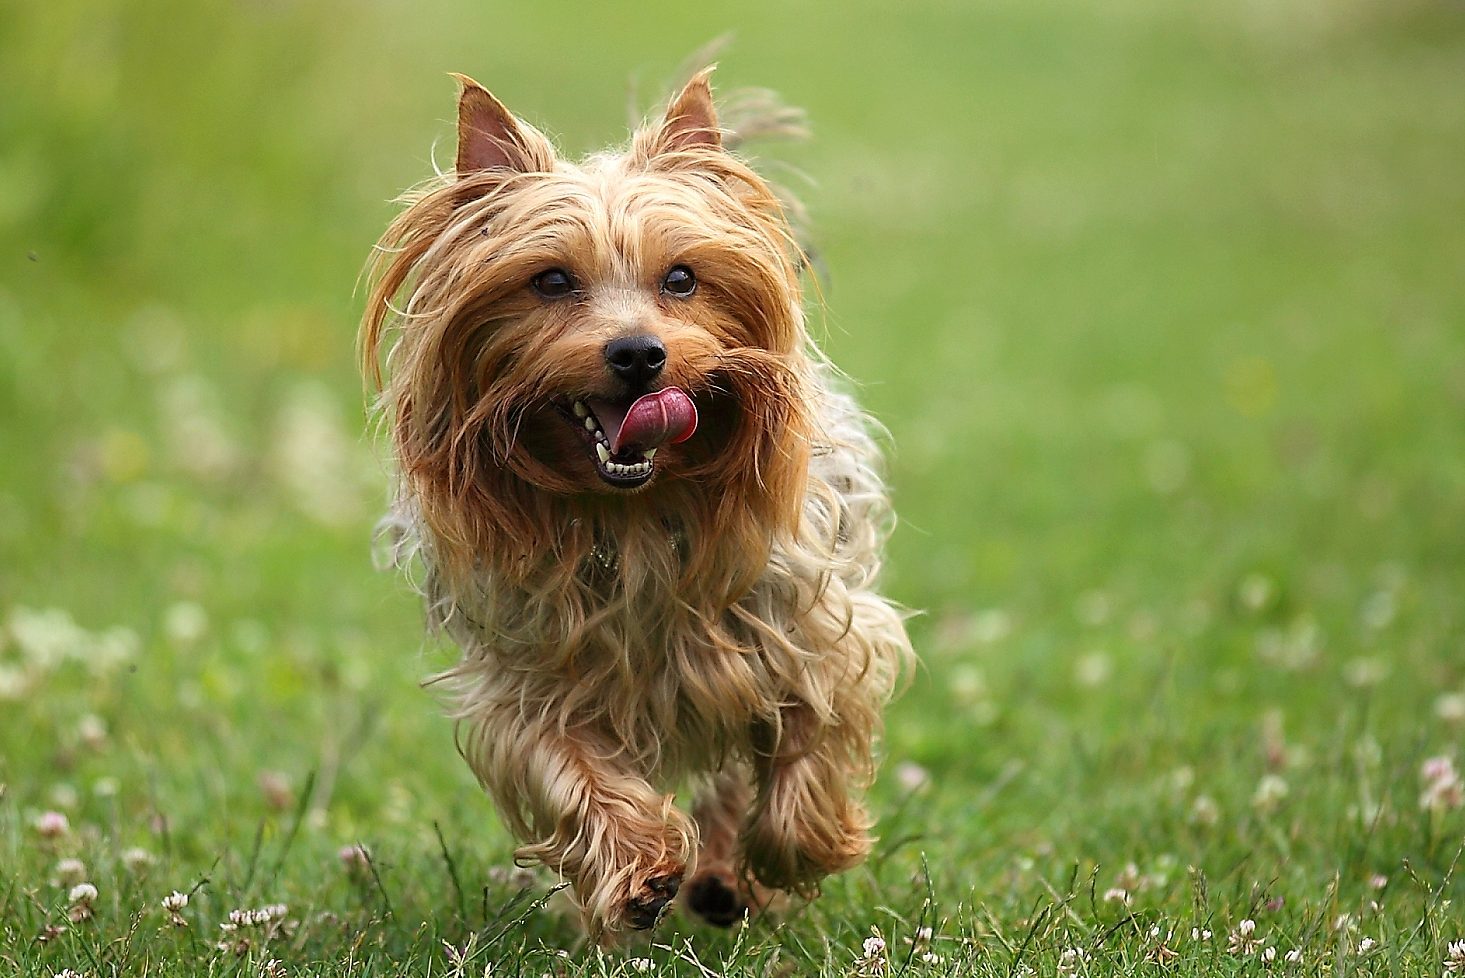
left=584, top=417, right=597, bottom=431
left=573, top=401, right=589, bottom=418
left=596, top=444, right=610, bottom=463
left=643, top=448, right=657, bottom=460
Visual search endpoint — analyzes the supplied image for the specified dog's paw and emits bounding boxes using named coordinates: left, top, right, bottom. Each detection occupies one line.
left=624, top=871, right=682, bottom=930
left=744, top=801, right=873, bottom=894
left=684, top=870, right=748, bottom=928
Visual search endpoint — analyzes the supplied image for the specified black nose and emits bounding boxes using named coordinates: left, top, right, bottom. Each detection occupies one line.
left=604, top=334, right=667, bottom=387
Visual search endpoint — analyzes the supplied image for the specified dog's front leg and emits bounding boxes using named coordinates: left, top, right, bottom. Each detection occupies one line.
left=741, top=706, right=875, bottom=894
left=470, top=716, right=694, bottom=940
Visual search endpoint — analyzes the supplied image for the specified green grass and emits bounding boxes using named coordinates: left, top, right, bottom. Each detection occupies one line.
left=4, top=0, right=1465, bottom=974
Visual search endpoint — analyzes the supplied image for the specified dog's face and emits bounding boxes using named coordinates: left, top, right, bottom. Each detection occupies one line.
left=363, top=71, right=813, bottom=580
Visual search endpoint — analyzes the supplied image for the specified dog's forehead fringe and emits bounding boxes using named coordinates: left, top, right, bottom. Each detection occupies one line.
left=462, top=158, right=778, bottom=280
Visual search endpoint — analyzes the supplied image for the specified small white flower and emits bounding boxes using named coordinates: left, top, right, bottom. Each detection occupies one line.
left=338, top=843, right=371, bottom=872
left=1421, top=756, right=1464, bottom=811
left=1192, top=928, right=1212, bottom=942
left=1344, top=656, right=1390, bottom=688
left=68, top=883, right=98, bottom=905
left=1057, top=947, right=1090, bottom=976
left=163, top=602, right=209, bottom=646
left=162, top=891, right=188, bottom=912
left=1423, top=756, right=1457, bottom=783
left=1238, top=573, right=1275, bottom=612
left=1436, top=693, right=1465, bottom=724
left=1284, top=949, right=1303, bottom=964
left=1190, top=795, right=1220, bottom=826
left=914, top=925, right=934, bottom=942
left=1252, top=775, right=1289, bottom=813
left=1445, top=939, right=1465, bottom=972
left=895, top=761, right=930, bottom=792
left=1357, top=937, right=1377, bottom=953
left=1227, top=919, right=1260, bottom=955
left=54, top=858, right=87, bottom=886
left=1102, top=887, right=1132, bottom=905
left=52, top=970, right=86, bottom=978
left=76, top=714, right=108, bottom=749
left=918, top=951, right=942, bottom=965
left=862, top=936, right=886, bottom=957
left=34, top=811, right=70, bottom=838
left=122, top=847, right=154, bottom=872
left=1074, top=651, right=1112, bottom=687
left=1261, top=946, right=1276, bottom=963
left=628, top=957, right=653, bottom=973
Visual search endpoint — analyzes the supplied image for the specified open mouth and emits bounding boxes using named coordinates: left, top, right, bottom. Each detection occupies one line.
left=560, top=388, right=698, bottom=489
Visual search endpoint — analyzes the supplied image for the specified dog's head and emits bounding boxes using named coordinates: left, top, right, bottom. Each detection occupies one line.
left=362, top=70, right=813, bottom=590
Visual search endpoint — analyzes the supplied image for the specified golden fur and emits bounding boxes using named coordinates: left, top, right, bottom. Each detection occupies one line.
left=360, top=67, right=913, bottom=941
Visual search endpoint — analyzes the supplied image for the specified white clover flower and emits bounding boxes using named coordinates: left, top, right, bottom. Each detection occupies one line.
left=1192, top=928, right=1212, bottom=942
left=162, top=891, right=188, bottom=912
left=918, top=951, right=942, bottom=964
left=1344, top=656, right=1390, bottom=688
left=1436, top=693, right=1465, bottom=724
left=1445, top=939, right=1465, bottom=973
left=1227, top=919, right=1260, bottom=955
left=1261, top=946, right=1276, bottom=964
left=9, top=607, right=87, bottom=667
left=1421, top=756, right=1464, bottom=811
left=895, top=761, right=930, bottom=792
left=0, top=665, right=30, bottom=701
left=1252, top=775, right=1289, bottom=813
left=1357, top=937, right=1377, bottom=953
left=163, top=602, right=209, bottom=646
left=1074, top=651, right=1112, bottom=687
left=66, top=882, right=98, bottom=922
left=54, top=858, right=87, bottom=886
left=1190, top=795, right=1220, bottom=826
left=862, top=936, right=886, bottom=957
left=1102, top=887, right=1132, bottom=905
left=34, top=811, right=70, bottom=838
left=1114, top=862, right=1143, bottom=891
left=628, top=958, right=652, bottom=973
left=338, top=842, right=370, bottom=866
left=1057, top=947, right=1090, bottom=976
left=1284, top=948, right=1303, bottom=964
left=122, top=847, right=154, bottom=872
left=76, top=714, right=107, bottom=750
left=914, top=925, right=934, bottom=942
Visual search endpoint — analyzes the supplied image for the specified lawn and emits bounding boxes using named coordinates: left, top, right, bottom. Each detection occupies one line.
left=3, top=0, right=1464, bottom=974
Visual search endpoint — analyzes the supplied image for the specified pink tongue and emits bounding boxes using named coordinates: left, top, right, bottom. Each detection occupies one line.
left=589, top=388, right=698, bottom=455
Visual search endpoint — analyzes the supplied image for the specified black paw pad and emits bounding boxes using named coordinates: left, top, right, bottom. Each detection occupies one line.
left=626, top=873, right=681, bottom=930
left=686, top=873, right=748, bottom=928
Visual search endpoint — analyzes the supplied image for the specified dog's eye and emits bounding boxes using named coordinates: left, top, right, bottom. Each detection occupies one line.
left=532, top=268, right=575, bottom=299
left=662, top=265, right=696, bottom=298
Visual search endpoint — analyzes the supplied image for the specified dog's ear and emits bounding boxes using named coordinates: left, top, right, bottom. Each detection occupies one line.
left=452, top=74, right=554, bottom=175
left=656, top=66, right=722, bottom=153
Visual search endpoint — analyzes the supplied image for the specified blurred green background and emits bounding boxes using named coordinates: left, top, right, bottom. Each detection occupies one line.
left=2, top=0, right=1464, bottom=972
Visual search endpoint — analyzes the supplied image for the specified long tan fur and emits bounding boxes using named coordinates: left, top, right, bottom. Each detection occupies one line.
left=361, top=66, right=913, bottom=941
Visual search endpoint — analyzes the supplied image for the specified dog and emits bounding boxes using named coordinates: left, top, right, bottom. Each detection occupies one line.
left=359, top=66, right=912, bottom=941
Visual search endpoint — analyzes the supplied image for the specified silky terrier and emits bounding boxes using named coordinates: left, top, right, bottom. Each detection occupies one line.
left=360, top=66, right=912, bottom=940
